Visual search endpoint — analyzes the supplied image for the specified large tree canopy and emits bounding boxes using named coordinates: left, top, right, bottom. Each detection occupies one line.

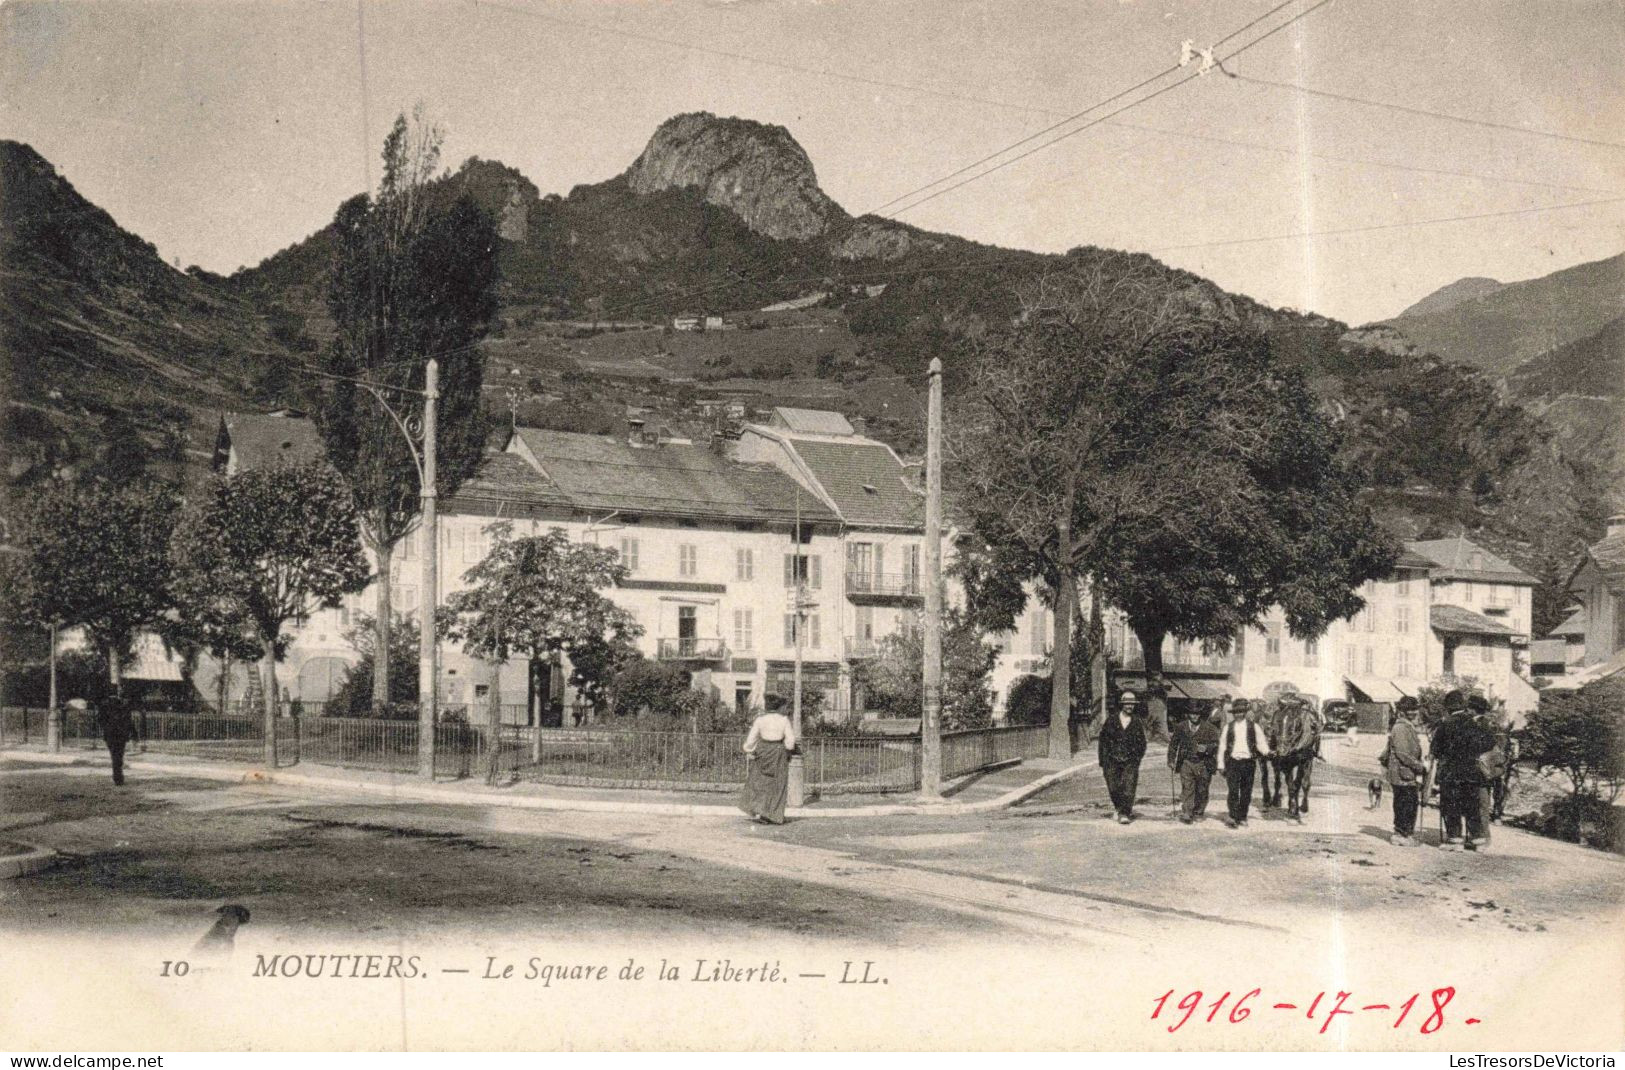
left=171, top=460, right=371, bottom=756
left=315, top=105, right=501, bottom=706
left=3, top=477, right=179, bottom=683
left=443, top=523, right=641, bottom=777
left=954, top=260, right=1397, bottom=737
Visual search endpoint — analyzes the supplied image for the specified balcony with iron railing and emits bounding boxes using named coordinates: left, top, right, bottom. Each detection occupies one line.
left=845, top=570, right=923, bottom=603
left=656, top=636, right=730, bottom=661
left=845, top=636, right=882, bottom=660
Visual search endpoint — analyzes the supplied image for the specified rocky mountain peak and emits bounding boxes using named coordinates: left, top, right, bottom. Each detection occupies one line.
left=622, top=112, right=847, bottom=241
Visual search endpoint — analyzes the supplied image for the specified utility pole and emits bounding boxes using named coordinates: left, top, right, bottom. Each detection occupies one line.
left=46, top=621, right=60, bottom=751
left=417, top=358, right=440, bottom=778
left=787, top=487, right=807, bottom=806
left=921, top=356, right=943, bottom=796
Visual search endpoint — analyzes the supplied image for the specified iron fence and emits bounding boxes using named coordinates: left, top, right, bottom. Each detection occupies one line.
left=940, top=724, right=1050, bottom=781
left=3, top=705, right=1046, bottom=794
left=1, top=707, right=47, bottom=746
left=804, top=735, right=920, bottom=794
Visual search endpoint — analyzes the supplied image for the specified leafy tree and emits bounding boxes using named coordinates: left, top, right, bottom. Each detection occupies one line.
left=331, top=611, right=422, bottom=716
left=955, top=261, right=1396, bottom=740
left=3, top=478, right=179, bottom=689
left=170, top=461, right=371, bottom=760
left=1522, top=677, right=1625, bottom=843
left=442, top=523, right=640, bottom=781
left=316, top=105, right=501, bottom=708
left=852, top=610, right=996, bottom=731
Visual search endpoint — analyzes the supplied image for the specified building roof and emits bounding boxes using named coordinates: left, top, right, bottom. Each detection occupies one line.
left=1407, top=536, right=1537, bottom=586
left=1582, top=530, right=1625, bottom=594
left=1395, top=548, right=1436, bottom=571
left=781, top=436, right=924, bottom=530
left=217, top=412, right=325, bottom=471
left=770, top=407, right=855, bottom=436
left=1542, top=647, right=1625, bottom=692
left=1528, top=638, right=1569, bottom=666
left=449, top=450, right=570, bottom=510
left=1430, top=604, right=1514, bottom=637
left=510, top=428, right=838, bottom=525
left=1551, top=607, right=1588, bottom=638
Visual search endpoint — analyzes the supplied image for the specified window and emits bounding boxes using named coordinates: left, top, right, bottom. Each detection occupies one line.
left=735, top=548, right=754, bottom=582
left=900, top=545, right=921, bottom=590
left=1480, top=636, right=1495, bottom=664
left=1028, top=608, right=1051, bottom=657
left=1304, top=638, right=1319, bottom=668
left=400, top=530, right=418, bottom=562
left=461, top=524, right=486, bottom=565
left=1264, top=622, right=1281, bottom=666
left=733, top=609, right=754, bottom=652
left=1363, top=579, right=1376, bottom=597
left=1363, top=647, right=1374, bottom=674
left=619, top=537, right=640, bottom=574
left=853, top=606, right=874, bottom=641
left=784, top=613, right=820, bottom=648
left=1364, top=608, right=1377, bottom=633
left=1344, top=645, right=1357, bottom=673
left=1463, top=581, right=1475, bottom=604
left=1470, top=552, right=1484, bottom=571
left=847, top=542, right=874, bottom=584
left=1395, top=605, right=1411, bottom=634
left=1396, top=574, right=1410, bottom=597
left=679, top=544, right=698, bottom=578
left=784, top=553, right=821, bottom=589
left=391, top=584, right=419, bottom=614
left=1396, top=648, right=1412, bottom=677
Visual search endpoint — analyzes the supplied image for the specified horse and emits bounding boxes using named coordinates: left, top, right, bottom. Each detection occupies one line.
left=1261, top=699, right=1322, bottom=821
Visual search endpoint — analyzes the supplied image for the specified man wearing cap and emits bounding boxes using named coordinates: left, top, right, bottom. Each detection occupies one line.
left=1098, top=690, right=1148, bottom=824
left=1168, top=705, right=1222, bottom=824
left=1379, top=695, right=1428, bottom=845
left=1430, top=689, right=1497, bottom=851
left=1217, top=698, right=1270, bottom=827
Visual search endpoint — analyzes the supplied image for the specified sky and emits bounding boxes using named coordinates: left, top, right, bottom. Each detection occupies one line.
left=2, top=0, right=1622, bottom=324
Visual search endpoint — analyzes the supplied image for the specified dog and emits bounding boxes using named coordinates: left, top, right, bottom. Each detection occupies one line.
left=1367, top=778, right=1385, bottom=809
left=192, top=904, right=251, bottom=964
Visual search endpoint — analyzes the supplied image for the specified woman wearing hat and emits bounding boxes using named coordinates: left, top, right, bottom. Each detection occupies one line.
left=1098, top=690, right=1148, bottom=824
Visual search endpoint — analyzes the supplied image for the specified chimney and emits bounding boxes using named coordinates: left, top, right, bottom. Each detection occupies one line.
left=1609, top=513, right=1625, bottom=538
left=627, top=417, right=647, bottom=448
left=850, top=416, right=867, bottom=436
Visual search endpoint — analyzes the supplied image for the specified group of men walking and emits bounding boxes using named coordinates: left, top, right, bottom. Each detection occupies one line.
left=1379, top=688, right=1515, bottom=852
left=1098, top=686, right=1518, bottom=848
left=1097, top=690, right=1277, bottom=829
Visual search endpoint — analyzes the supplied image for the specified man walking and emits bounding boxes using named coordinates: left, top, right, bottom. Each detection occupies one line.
left=1168, top=706, right=1221, bottom=824
left=96, top=685, right=136, bottom=786
left=1430, top=689, right=1497, bottom=851
left=1379, top=695, right=1428, bottom=845
left=1098, top=690, right=1148, bottom=824
left=1218, top=698, right=1270, bottom=827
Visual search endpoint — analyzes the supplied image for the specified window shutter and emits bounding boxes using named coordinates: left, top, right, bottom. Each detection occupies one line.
left=810, top=555, right=822, bottom=589
left=784, top=614, right=796, bottom=647
left=784, top=554, right=795, bottom=588
left=874, top=544, right=885, bottom=578
left=810, top=614, right=821, bottom=649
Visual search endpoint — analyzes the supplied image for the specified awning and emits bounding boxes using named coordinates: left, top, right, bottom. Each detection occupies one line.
left=1116, top=675, right=1232, bottom=701
left=1345, top=676, right=1405, bottom=703
left=1542, top=648, right=1625, bottom=692
left=1170, top=677, right=1231, bottom=701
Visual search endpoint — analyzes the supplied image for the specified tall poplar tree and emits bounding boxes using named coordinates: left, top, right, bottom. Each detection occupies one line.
left=316, top=105, right=500, bottom=709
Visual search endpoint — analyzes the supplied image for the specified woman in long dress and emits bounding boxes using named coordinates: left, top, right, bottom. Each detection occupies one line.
left=740, top=696, right=797, bottom=824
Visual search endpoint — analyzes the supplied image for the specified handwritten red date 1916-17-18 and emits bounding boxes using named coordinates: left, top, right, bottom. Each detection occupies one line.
left=1151, top=987, right=1476, bottom=1035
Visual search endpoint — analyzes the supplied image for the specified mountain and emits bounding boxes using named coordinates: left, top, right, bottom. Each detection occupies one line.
left=1395, top=276, right=1503, bottom=318
left=624, top=112, right=847, bottom=241
left=1380, top=253, right=1624, bottom=378
left=1508, top=316, right=1624, bottom=510
left=0, top=140, right=297, bottom=484
left=6, top=114, right=1611, bottom=632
